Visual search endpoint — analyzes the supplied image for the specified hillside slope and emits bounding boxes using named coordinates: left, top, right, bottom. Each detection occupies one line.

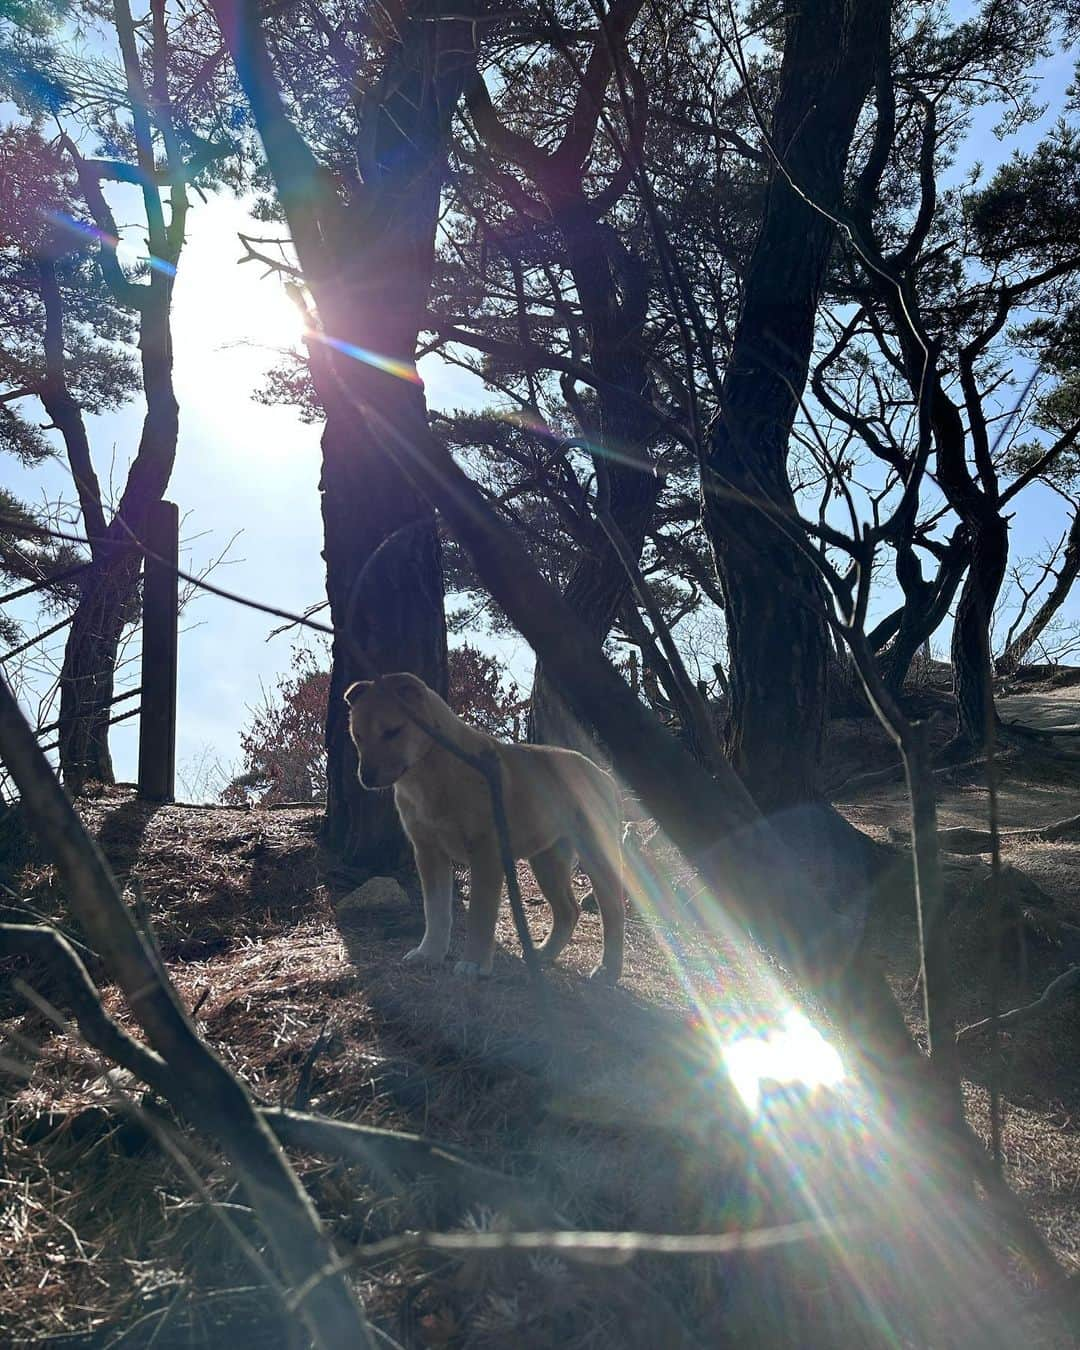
left=3, top=686, right=1080, bottom=1347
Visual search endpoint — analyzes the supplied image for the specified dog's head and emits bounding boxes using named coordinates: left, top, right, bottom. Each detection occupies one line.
left=344, top=673, right=432, bottom=790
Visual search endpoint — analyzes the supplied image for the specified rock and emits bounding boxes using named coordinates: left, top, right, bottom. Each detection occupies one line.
left=336, top=876, right=411, bottom=924
left=943, top=858, right=1059, bottom=918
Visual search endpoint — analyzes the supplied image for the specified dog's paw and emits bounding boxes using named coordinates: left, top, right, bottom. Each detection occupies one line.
left=403, top=946, right=444, bottom=966
left=453, top=959, right=491, bottom=981
left=588, top=962, right=620, bottom=985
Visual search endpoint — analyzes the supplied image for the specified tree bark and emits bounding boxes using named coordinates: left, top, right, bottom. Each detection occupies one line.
left=528, top=211, right=662, bottom=750
left=951, top=511, right=1009, bottom=747
left=529, top=456, right=660, bottom=751
left=879, top=527, right=968, bottom=697
left=465, top=46, right=664, bottom=753
left=701, top=0, right=889, bottom=813
left=211, top=0, right=476, bottom=873
left=320, top=388, right=447, bottom=872
left=42, top=15, right=187, bottom=796
left=57, top=549, right=141, bottom=789
left=55, top=286, right=179, bottom=794
left=996, top=507, right=1080, bottom=676
left=919, top=380, right=1009, bottom=750
left=309, top=85, right=457, bottom=875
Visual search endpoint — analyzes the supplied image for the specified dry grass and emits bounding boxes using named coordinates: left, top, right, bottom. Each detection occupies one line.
left=3, top=699, right=1080, bottom=1347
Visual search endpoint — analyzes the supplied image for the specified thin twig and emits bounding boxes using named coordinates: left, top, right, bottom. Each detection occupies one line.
left=286, top=1215, right=869, bottom=1312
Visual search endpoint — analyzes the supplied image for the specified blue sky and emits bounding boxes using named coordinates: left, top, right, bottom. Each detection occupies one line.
left=3, top=39, right=1078, bottom=797
left=4, top=191, right=522, bottom=793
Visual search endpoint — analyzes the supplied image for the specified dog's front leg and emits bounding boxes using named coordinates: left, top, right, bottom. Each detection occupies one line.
left=456, top=842, right=503, bottom=978
left=404, top=843, right=453, bottom=966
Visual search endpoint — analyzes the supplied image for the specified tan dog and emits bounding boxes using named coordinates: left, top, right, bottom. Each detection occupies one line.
left=345, top=673, right=624, bottom=982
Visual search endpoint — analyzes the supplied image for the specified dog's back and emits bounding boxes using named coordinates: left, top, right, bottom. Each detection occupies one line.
left=496, top=740, right=622, bottom=866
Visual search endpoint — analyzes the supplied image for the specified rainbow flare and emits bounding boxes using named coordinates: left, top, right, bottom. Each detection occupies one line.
left=305, top=329, right=422, bottom=384
left=44, top=209, right=176, bottom=277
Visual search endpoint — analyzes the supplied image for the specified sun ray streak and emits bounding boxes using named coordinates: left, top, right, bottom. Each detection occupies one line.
left=44, top=209, right=177, bottom=277
left=305, top=329, right=422, bottom=384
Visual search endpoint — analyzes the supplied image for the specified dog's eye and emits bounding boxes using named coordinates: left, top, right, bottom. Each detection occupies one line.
left=382, top=726, right=403, bottom=742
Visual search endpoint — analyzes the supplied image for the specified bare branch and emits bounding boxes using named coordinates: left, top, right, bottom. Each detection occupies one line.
left=0, top=678, right=372, bottom=1349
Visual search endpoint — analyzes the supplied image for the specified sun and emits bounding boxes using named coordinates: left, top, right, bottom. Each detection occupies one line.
left=723, top=1008, right=847, bottom=1115
left=238, top=275, right=310, bottom=351
left=171, top=215, right=311, bottom=367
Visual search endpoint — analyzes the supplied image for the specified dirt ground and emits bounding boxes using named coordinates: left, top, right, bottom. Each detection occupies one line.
left=2, top=676, right=1080, bottom=1348
left=830, top=676, right=1080, bottom=1302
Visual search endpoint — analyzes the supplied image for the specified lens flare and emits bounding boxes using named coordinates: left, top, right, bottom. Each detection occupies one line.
left=489, top=407, right=657, bottom=472
left=44, top=209, right=177, bottom=277
left=266, top=403, right=1036, bottom=1341
left=723, top=1008, right=846, bottom=1115
left=305, top=329, right=422, bottom=384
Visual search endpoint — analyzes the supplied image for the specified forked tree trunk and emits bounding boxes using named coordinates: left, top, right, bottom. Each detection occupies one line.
left=57, top=292, right=179, bottom=794
left=529, top=214, right=662, bottom=751
left=57, top=550, right=141, bottom=791
left=880, top=528, right=968, bottom=697
left=951, top=513, right=1009, bottom=749
left=701, top=0, right=889, bottom=812
left=45, top=0, right=188, bottom=795
left=881, top=614, right=934, bottom=700
left=996, top=508, right=1080, bottom=677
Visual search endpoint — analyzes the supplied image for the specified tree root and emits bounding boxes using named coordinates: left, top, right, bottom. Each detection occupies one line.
left=829, top=753, right=996, bottom=798
left=889, top=813, right=1080, bottom=854
left=956, top=967, right=1080, bottom=1041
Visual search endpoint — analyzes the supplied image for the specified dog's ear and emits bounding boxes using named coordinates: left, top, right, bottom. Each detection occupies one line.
left=382, top=672, right=425, bottom=703
left=344, top=680, right=374, bottom=706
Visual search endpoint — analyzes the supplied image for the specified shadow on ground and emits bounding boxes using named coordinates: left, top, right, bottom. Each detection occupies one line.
left=1, top=791, right=1077, bottom=1347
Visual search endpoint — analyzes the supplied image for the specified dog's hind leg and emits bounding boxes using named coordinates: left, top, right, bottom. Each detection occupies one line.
left=530, top=839, right=580, bottom=966
left=576, top=822, right=625, bottom=984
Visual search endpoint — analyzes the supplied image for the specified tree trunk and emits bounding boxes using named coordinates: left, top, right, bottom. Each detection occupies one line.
left=320, top=384, right=447, bottom=872
left=951, top=513, right=1009, bottom=749
left=881, top=614, right=934, bottom=699
left=701, top=0, right=889, bottom=812
left=530, top=215, right=661, bottom=751
left=709, top=516, right=831, bottom=807
left=529, top=464, right=659, bottom=751
left=209, top=0, right=467, bottom=877
left=58, top=291, right=179, bottom=794
left=996, top=508, right=1080, bottom=676
left=58, top=549, right=141, bottom=792
left=880, top=528, right=968, bottom=697
left=292, top=14, right=474, bottom=876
